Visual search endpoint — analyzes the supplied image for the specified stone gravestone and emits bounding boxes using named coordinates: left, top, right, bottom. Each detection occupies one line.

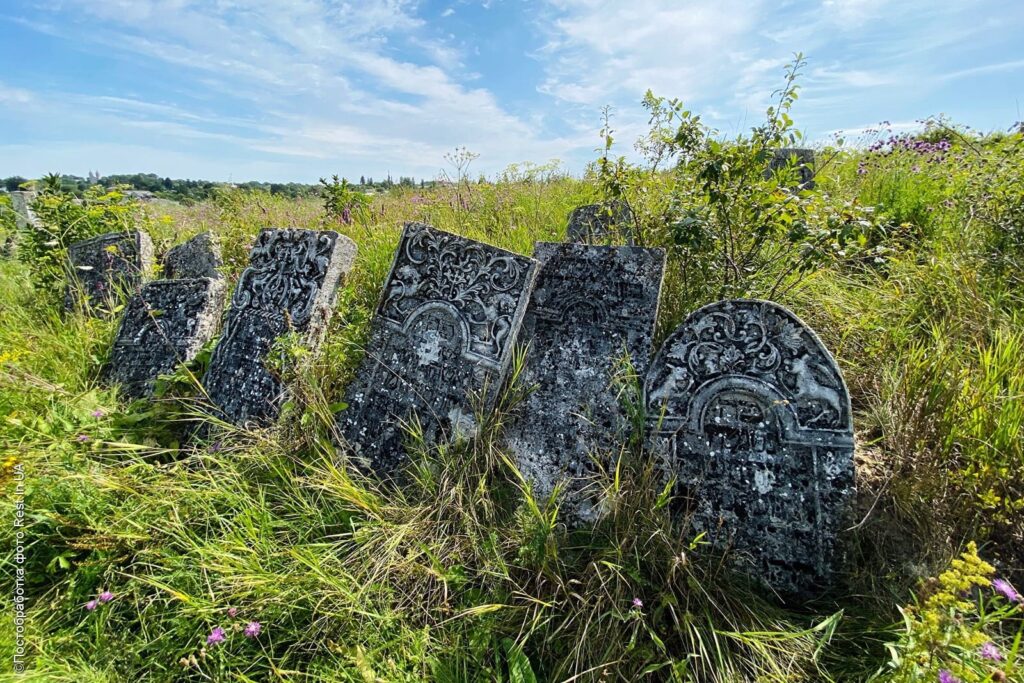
left=65, top=231, right=155, bottom=314
left=566, top=201, right=634, bottom=244
left=10, top=191, right=42, bottom=231
left=645, top=299, right=854, bottom=595
left=163, top=232, right=222, bottom=279
left=505, top=243, right=664, bottom=522
left=337, top=222, right=537, bottom=479
left=767, top=148, right=816, bottom=190
left=105, top=278, right=227, bottom=399
left=202, top=228, right=356, bottom=426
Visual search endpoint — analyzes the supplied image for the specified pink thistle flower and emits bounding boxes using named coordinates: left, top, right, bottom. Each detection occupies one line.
left=980, top=642, right=1003, bottom=661
left=76, top=434, right=90, bottom=442
left=631, top=597, right=643, bottom=609
left=98, top=591, right=114, bottom=603
left=227, top=606, right=238, bottom=618
left=91, top=409, right=105, bottom=419
left=993, top=578, right=1020, bottom=602
left=244, top=621, right=261, bottom=638
left=207, top=627, right=226, bottom=646
left=85, top=600, right=98, bottom=611
left=938, top=670, right=959, bottom=683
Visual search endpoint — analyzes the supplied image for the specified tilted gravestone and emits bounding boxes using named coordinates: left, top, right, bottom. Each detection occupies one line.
left=337, top=222, right=537, bottom=479
left=566, top=201, right=634, bottom=244
left=65, top=231, right=155, bottom=315
left=505, top=243, right=664, bottom=522
left=767, top=148, right=816, bottom=190
left=163, top=232, right=222, bottom=279
left=105, top=278, right=227, bottom=399
left=645, top=299, right=854, bottom=595
left=202, top=228, right=356, bottom=426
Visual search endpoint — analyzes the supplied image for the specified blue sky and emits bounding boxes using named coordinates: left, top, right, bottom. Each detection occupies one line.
left=1, top=0, right=1022, bottom=183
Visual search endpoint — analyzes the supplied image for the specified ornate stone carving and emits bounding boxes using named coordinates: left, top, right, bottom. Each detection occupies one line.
left=163, top=232, right=222, bottom=280
left=506, top=243, right=664, bottom=522
left=337, top=222, right=537, bottom=479
left=646, top=299, right=854, bottom=596
left=566, top=201, right=634, bottom=244
left=105, top=278, right=226, bottom=399
left=202, top=228, right=356, bottom=426
left=65, top=231, right=155, bottom=315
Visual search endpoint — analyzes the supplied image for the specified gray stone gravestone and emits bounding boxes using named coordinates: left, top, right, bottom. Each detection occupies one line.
left=337, top=222, right=537, bottom=479
left=105, top=278, right=227, bottom=399
left=566, top=201, right=634, bottom=244
left=202, top=228, right=356, bottom=426
left=645, top=299, right=854, bottom=595
left=65, top=231, right=155, bottom=315
left=10, top=191, right=41, bottom=231
left=767, top=148, right=816, bottom=190
left=506, top=243, right=664, bottom=522
left=163, top=232, right=222, bottom=279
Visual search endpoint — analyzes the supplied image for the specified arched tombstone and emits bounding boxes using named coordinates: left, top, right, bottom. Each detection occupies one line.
left=645, top=299, right=854, bottom=596
left=566, top=201, right=634, bottom=245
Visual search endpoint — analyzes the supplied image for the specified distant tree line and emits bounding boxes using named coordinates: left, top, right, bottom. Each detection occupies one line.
left=1, top=172, right=434, bottom=203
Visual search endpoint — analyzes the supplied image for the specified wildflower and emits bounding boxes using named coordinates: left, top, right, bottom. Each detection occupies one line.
left=210, top=441, right=223, bottom=453
left=938, top=670, right=959, bottom=683
left=85, top=600, right=98, bottom=611
left=206, top=627, right=226, bottom=646
left=227, top=606, right=238, bottom=618
left=98, top=590, right=114, bottom=603
left=993, top=578, right=1020, bottom=602
left=980, top=642, right=1003, bottom=661
left=631, top=597, right=643, bottom=609
left=91, top=409, right=105, bottom=418
left=244, top=621, right=261, bottom=638
left=76, top=434, right=90, bottom=442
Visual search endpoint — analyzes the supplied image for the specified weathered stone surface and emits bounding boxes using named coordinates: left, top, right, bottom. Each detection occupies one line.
left=506, top=243, right=664, bottom=522
left=202, top=228, right=356, bottom=426
left=105, top=278, right=227, bottom=399
left=645, top=299, right=854, bottom=595
left=566, top=201, right=634, bottom=244
left=767, top=148, right=816, bottom=190
left=65, top=231, right=155, bottom=314
left=337, top=222, right=537, bottom=479
left=163, top=232, right=222, bottom=279
left=10, top=191, right=41, bottom=231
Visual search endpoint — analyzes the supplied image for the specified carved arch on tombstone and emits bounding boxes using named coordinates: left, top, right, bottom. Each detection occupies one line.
left=400, top=301, right=474, bottom=360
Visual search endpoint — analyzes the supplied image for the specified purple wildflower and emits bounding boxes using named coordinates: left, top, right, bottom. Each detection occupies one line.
left=76, top=434, right=90, bottom=442
left=227, top=606, right=238, bottom=618
left=207, top=627, right=226, bottom=646
left=98, top=590, right=114, bottom=603
left=244, top=621, right=262, bottom=638
left=85, top=600, right=98, bottom=611
left=209, top=441, right=223, bottom=453
left=631, top=597, right=643, bottom=609
left=91, top=409, right=105, bottom=419
left=938, top=670, right=959, bottom=683
left=980, top=642, right=1003, bottom=662
left=993, top=578, right=1020, bottom=602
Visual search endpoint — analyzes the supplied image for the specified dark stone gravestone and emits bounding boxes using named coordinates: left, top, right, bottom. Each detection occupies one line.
left=65, top=231, right=155, bottom=315
left=506, top=243, right=664, bottom=522
left=202, top=228, right=357, bottom=426
left=645, top=299, right=854, bottom=595
left=105, top=278, right=227, bottom=399
left=767, top=148, right=816, bottom=190
left=566, top=201, right=634, bottom=244
left=163, top=232, right=222, bottom=279
left=337, top=222, right=537, bottom=479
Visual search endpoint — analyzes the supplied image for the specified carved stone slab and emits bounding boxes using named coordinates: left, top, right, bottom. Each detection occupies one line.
left=105, top=278, right=227, bottom=399
left=645, top=299, right=854, bottom=595
left=767, top=148, right=815, bottom=190
left=337, top=222, right=537, bottom=479
left=163, top=232, right=222, bottom=279
left=566, top=201, right=634, bottom=244
left=202, top=228, right=356, bottom=426
left=65, top=231, right=155, bottom=315
left=10, top=191, right=41, bottom=231
left=506, top=243, right=664, bottom=522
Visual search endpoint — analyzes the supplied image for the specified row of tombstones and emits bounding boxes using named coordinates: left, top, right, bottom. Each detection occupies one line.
left=67, top=159, right=848, bottom=601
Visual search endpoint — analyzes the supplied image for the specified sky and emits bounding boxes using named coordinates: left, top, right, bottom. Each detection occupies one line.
left=0, top=0, right=1022, bottom=183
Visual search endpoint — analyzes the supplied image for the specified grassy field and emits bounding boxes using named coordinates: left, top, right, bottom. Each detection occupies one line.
left=2, top=99, right=1024, bottom=681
